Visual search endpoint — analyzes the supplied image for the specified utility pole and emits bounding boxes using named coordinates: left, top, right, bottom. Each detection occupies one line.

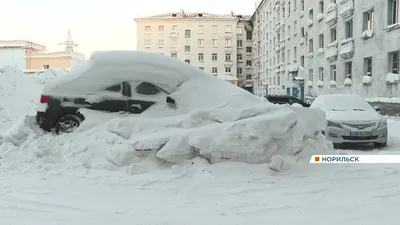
left=58, top=29, right=78, bottom=52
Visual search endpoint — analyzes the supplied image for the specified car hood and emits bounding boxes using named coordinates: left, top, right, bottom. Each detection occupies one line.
left=326, top=110, right=381, bottom=122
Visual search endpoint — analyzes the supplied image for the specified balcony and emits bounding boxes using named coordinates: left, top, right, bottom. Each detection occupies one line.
left=224, top=60, right=233, bottom=66
left=325, top=3, right=338, bottom=26
left=169, top=46, right=178, bottom=52
left=317, top=13, right=324, bottom=22
left=275, top=44, right=280, bottom=52
left=326, top=41, right=338, bottom=62
left=339, top=0, right=354, bottom=19
left=339, top=38, right=354, bottom=59
left=169, top=32, right=178, bottom=38
left=279, top=40, right=285, bottom=49
left=274, top=22, right=280, bottom=32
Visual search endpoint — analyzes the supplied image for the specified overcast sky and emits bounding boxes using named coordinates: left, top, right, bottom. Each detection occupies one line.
left=1, top=0, right=256, bottom=58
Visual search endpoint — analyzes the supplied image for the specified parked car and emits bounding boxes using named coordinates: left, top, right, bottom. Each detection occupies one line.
left=36, top=50, right=262, bottom=134
left=265, top=95, right=311, bottom=107
left=310, top=94, right=388, bottom=148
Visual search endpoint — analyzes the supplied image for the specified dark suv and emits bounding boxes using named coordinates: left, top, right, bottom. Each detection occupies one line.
left=36, top=81, right=176, bottom=134
left=265, top=95, right=310, bottom=107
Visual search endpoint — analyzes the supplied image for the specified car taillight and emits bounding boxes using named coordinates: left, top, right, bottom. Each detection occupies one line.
left=40, top=94, right=50, bottom=103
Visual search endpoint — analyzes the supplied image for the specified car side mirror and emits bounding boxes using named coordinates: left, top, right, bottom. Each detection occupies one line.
left=166, top=96, right=175, bottom=105
left=373, top=106, right=380, bottom=112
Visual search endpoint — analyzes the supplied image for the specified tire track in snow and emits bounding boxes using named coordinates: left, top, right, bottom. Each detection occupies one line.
left=0, top=195, right=90, bottom=213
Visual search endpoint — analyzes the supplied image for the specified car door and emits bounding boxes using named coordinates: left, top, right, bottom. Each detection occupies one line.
left=84, top=83, right=129, bottom=113
left=124, top=81, right=167, bottom=114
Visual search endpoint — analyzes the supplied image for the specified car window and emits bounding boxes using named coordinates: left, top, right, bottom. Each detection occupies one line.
left=135, top=82, right=160, bottom=95
left=105, top=84, right=122, bottom=92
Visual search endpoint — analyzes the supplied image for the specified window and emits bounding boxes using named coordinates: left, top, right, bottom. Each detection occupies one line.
left=309, top=9, right=314, bottom=19
left=171, top=39, right=177, bottom=46
left=158, top=26, right=164, bottom=32
left=294, top=21, right=297, bottom=34
left=330, top=65, right=337, bottom=81
left=171, top=53, right=177, bottom=58
left=319, top=1, right=324, bottom=13
left=184, top=45, right=190, bottom=52
left=198, top=39, right=204, bottom=47
left=345, top=61, right=352, bottom=79
left=225, top=39, right=231, bottom=46
left=212, top=53, right=218, bottom=61
left=288, top=2, right=291, bottom=14
left=212, top=25, right=218, bottom=33
left=345, top=20, right=353, bottom=38
left=198, top=25, right=204, bottom=33
left=287, top=49, right=291, bottom=62
left=300, top=55, right=305, bottom=66
left=225, top=53, right=231, bottom=61
left=301, top=0, right=304, bottom=11
left=318, top=34, right=324, bottom=48
left=171, top=25, right=177, bottom=32
left=198, top=53, right=204, bottom=61
left=309, top=39, right=313, bottom=53
left=294, top=0, right=297, bottom=9
left=144, top=40, right=150, bottom=46
left=225, top=25, right=232, bottom=33
left=212, top=67, right=218, bottom=74
left=158, top=39, right=164, bottom=48
left=246, top=60, right=252, bottom=66
left=43, top=64, right=49, bottom=69
left=389, top=51, right=399, bottom=73
left=309, top=69, right=314, bottom=81
left=212, top=39, right=218, bottom=46
left=237, top=54, right=243, bottom=61
left=237, top=67, right=243, bottom=74
left=319, top=67, right=324, bottom=81
left=106, top=84, right=121, bottom=92
left=330, top=27, right=337, bottom=42
left=388, top=0, right=399, bottom=25
left=185, top=59, right=190, bottom=64
left=294, top=46, right=297, bottom=59
left=301, top=27, right=305, bottom=36
left=246, top=74, right=252, bottom=80
left=225, top=67, right=231, bottom=73
left=363, top=10, right=374, bottom=30
left=246, top=47, right=252, bottom=53
left=364, top=57, right=373, bottom=76
left=237, top=40, right=243, bottom=47
left=145, top=26, right=151, bottom=32
left=185, top=29, right=191, bottom=38
left=237, top=27, right=243, bottom=34
left=246, top=31, right=252, bottom=40
left=288, top=25, right=291, bottom=36
left=136, top=82, right=160, bottom=95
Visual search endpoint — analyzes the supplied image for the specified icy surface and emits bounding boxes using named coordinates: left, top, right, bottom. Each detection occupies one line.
left=362, top=29, right=374, bottom=38
left=363, top=75, right=372, bottom=84
left=386, top=73, right=400, bottom=84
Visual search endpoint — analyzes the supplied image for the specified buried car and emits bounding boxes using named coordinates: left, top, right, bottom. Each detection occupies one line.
left=310, top=94, right=388, bottom=148
left=36, top=50, right=262, bottom=134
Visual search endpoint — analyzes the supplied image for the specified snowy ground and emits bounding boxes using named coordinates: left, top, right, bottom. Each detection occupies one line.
left=1, top=66, right=400, bottom=225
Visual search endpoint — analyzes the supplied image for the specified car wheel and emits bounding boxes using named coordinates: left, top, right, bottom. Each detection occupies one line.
left=55, top=114, right=83, bottom=135
left=373, top=142, right=387, bottom=148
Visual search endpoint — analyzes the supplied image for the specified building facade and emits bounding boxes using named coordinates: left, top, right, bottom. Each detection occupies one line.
left=0, top=40, right=46, bottom=69
left=134, top=10, right=253, bottom=86
left=251, top=0, right=400, bottom=97
left=26, top=51, right=86, bottom=72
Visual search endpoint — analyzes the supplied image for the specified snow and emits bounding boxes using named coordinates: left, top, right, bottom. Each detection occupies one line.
left=307, top=80, right=313, bottom=87
left=363, top=75, right=372, bottom=85
left=317, top=48, right=324, bottom=55
left=367, top=97, right=400, bottom=103
left=317, top=13, right=324, bottom=21
left=362, top=29, right=374, bottom=39
left=329, top=80, right=337, bottom=87
left=217, top=74, right=238, bottom=81
left=387, top=23, right=400, bottom=31
left=2, top=51, right=400, bottom=224
left=308, top=19, right=313, bottom=26
left=339, top=38, right=354, bottom=57
left=318, top=80, right=323, bottom=87
left=287, top=63, right=299, bottom=72
left=344, top=77, right=352, bottom=86
left=386, top=73, right=400, bottom=84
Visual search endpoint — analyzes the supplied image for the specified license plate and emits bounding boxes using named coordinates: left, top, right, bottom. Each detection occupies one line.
left=350, top=131, right=372, bottom=136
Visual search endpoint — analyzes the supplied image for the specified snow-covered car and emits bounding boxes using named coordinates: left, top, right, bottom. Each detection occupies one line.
left=310, top=94, right=388, bottom=147
left=35, top=50, right=264, bottom=134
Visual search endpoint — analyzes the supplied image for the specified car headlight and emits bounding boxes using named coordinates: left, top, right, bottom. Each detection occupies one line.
left=378, top=119, right=387, bottom=128
left=327, top=120, right=342, bottom=128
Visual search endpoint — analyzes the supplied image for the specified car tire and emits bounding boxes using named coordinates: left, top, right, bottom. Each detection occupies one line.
left=55, top=114, right=83, bottom=135
left=373, top=142, right=387, bottom=148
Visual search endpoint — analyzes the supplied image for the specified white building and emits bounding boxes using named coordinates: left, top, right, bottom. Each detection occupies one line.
left=0, top=40, right=46, bottom=70
left=251, top=0, right=400, bottom=98
left=134, top=9, right=253, bottom=86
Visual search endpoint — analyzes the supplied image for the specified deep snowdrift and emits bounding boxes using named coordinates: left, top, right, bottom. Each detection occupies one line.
left=0, top=63, right=333, bottom=174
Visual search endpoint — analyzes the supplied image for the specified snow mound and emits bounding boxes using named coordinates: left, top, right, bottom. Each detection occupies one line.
left=0, top=55, right=334, bottom=174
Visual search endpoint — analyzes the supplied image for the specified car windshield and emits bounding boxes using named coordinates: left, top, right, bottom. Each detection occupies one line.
left=322, top=95, right=374, bottom=111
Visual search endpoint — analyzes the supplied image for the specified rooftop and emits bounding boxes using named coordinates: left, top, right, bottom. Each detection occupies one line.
left=135, top=9, right=251, bottom=21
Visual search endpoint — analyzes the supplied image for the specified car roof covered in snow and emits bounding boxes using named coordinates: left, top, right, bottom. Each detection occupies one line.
left=42, top=50, right=211, bottom=95
left=311, top=94, right=374, bottom=111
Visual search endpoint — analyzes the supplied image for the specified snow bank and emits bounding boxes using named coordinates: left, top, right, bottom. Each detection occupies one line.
left=0, top=54, right=334, bottom=174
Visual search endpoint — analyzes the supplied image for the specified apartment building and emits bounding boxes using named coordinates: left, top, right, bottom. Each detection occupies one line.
left=134, top=9, right=253, bottom=87
left=251, top=0, right=400, bottom=97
